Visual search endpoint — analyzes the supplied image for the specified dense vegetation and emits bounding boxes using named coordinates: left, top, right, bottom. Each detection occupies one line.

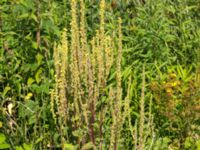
left=0, top=0, right=200, bottom=149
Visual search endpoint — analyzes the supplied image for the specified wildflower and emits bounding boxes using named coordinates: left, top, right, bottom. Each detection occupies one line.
left=172, top=82, right=177, bottom=87
left=169, top=73, right=176, bottom=79
left=25, top=93, right=33, bottom=100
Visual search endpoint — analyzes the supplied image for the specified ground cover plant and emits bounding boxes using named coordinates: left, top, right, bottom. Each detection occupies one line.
left=0, top=0, right=200, bottom=149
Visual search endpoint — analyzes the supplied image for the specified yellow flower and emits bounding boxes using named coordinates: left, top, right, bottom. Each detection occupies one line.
left=25, top=93, right=33, bottom=100
left=172, top=82, right=177, bottom=87
left=169, top=73, right=176, bottom=79
left=171, top=80, right=181, bottom=88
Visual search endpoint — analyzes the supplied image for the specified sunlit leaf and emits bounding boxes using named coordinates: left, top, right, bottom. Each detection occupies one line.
left=36, top=53, right=43, bottom=66
left=2, top=86, right=11, bottom=97
left=27, top=77, right=35, bottom=86
left=81, top=142, right=94, bottom=150
left=23, top=143, right=33, bottom=150
left=15, top=146, right=24, bottom=150
left=0, top=134, right=6, bottom=144
left=0, top=143, right=10, bottom=149
left=35, top=68, right=43, bottom=83
left=64, top=143, right=77, bottom=150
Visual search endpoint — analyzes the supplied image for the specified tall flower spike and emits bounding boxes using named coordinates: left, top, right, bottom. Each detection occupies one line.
left=59, top=29, right=68, bottom=119
left=116, top=17, right=122, bottom=118
left=100, top=0, right=105, bottom=37
left=109, top=17, right=123, bottom=150
left=114, top=17, right=123, bottom=150
left=99, top=0, right=105, bottom=89
left=105, top=36, right=113, bottom=78
left=109, top=87, right=115, bottom=150
left=70, top=0, right=81, bottom=120
left=117, top=17, right=122, bottom=90
left=80, top=0, right=88, bottom=94
left=139, top=65, right=145, bottom=150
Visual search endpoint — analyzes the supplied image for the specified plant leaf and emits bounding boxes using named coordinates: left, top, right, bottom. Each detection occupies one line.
left=81, top=142, right=94, bottom=150
left=0, top=134, right=6, bottom=144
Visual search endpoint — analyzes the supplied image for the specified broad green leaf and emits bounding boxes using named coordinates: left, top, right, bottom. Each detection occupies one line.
left=196, top=139, right=200, bottom=150
left=184, top=137, right=192, bottom=149
left=18, top=100, right=36, bottom=118
left=23, top=143, right=32, bottom=150
left=0, top=134, right=6, bottom=144
left=64, top=143, right=77, bottom=150
left=16, top=146, right=24, bottom=150
left=0, top=143, right=10, bottom=149
left=32, top=42, right=38, bottom=50
left=27, top=77, right=35, bottom=86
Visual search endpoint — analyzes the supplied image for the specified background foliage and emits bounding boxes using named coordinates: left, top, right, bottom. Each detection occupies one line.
left=0, top=0, right=200, bottom=149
